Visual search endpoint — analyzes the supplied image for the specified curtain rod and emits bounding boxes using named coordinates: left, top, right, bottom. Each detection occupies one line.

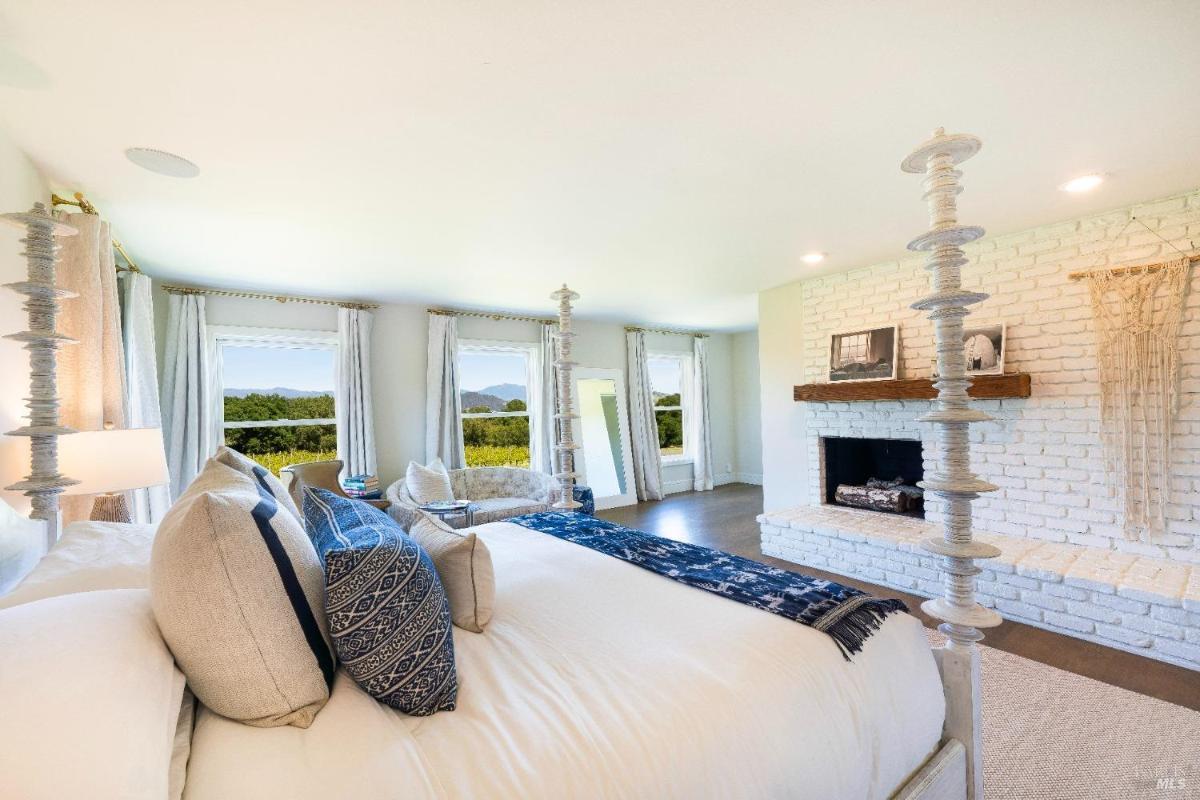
left=162, top=283, right=379, bottom=310
left=49, top=192, right=143, bottom=274
left=625, top=325, right=709, bottom=338
left=428, top=307, right=556, bottom=325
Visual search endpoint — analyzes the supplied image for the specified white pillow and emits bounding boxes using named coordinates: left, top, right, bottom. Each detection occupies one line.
left=0, top=497, right=46, bottom=594
left=0, top=519, right=155, bottom=610
left=0, top=589, right=187, bottom=800
left=405, top=458, right=455, bottom=504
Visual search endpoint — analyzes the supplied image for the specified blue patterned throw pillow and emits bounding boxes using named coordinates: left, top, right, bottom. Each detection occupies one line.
left=302, top=488, right=457, bottom=715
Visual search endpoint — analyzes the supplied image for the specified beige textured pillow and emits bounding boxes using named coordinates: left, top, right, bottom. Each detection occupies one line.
left=407, top=511, right=494, bottom=633
left=150, top=459, right=334, bottom=728
left=213, top=445, right=302, bottom=522
left=405, top=458, right=454, bottom=504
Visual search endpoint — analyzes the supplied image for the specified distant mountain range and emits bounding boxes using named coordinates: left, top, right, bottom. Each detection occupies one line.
left=479, top=383, right=525, bottom=402
left=460, top=383, right=527, bottom=412
left=224, top=387, right=332, bottom=398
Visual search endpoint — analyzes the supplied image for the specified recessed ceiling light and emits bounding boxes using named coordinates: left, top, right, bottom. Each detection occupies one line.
left=1059, top=174, right=1103, bottom=193
left=802, top=252, right=826, bottom=265
left=125, top=148, right=200, bottom=178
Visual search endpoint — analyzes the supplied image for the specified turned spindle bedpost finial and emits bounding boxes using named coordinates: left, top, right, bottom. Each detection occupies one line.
left=1, top=203, right=80, bottom=546
left=903, top=128, right=1000, bottom=800
left=549, top=284, right=582, bottom=510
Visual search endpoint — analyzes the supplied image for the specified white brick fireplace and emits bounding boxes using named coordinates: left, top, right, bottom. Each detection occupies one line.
left=757, top=188, right=1200, bottom=670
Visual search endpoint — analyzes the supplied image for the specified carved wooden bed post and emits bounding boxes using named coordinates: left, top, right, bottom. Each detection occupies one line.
left=902, top=129, right=1001, bottom=800
left=2, top=203, right=78, bottom=547
left=550, top=284, right=582, bottom=510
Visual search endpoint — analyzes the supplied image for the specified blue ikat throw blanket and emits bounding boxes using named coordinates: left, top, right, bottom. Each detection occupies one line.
left=509, top=511, right=907, bottom=660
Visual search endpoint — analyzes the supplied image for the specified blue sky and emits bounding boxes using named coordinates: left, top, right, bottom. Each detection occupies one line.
left=222, top=345, right=335, bottom=392
left=648, top=357, right=681, bottom=394
left=459, top=351, right=528, bottom=392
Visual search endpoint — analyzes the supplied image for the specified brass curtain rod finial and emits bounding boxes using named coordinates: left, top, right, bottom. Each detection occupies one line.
left=50, top=192, right=97, bottom=215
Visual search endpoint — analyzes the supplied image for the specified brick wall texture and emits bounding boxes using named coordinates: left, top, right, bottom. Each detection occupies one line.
left=796, top=189, right=1200, bottom=563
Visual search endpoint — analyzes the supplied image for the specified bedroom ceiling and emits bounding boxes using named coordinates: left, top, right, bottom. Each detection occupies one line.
left=0, top=1, right=1198, bottom=331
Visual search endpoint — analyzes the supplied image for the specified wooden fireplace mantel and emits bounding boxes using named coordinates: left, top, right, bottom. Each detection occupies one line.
left=793, top=372, right=1031, bottom=403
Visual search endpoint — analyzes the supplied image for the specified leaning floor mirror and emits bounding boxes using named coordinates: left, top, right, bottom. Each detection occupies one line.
left=571, top=368, right=636, bottom=509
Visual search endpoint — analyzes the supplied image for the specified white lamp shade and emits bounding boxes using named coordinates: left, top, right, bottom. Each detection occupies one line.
left=60, top=428, right=170, bottom=496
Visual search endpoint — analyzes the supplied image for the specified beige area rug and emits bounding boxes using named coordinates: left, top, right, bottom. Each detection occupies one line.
left=926, top=630, right=1200, bottom=799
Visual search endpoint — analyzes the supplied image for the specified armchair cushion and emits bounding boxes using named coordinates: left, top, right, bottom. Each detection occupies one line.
left=470, top=498, right=548, bottom=526
left=405, top=459, right=454, bottom=505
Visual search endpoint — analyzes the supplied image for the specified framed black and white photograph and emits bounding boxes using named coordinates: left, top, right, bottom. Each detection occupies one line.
left=828, top=325, right=898, bottom=382
left=963, top=322, right=1005, bottom=375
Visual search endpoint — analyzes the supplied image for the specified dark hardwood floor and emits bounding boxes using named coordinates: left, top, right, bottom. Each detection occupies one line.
left=598, top=483, right=1200, bottom=711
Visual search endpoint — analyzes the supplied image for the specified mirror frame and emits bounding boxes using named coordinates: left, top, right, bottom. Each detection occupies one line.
left=571, top=367, right=637, bottom=509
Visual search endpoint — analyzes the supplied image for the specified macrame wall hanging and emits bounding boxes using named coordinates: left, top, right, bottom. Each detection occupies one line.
left=1075, top=217, right=1195, bottom=538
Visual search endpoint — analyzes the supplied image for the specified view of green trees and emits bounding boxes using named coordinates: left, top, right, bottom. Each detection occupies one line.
left=223, top=393, right=336, bottom=474
left=463, top=399, right=531, bottom=467
left=655, top=393, right=683, bottom=455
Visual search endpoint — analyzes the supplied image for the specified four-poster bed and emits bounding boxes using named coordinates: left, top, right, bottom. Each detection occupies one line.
left=0, top=129, right=996, bottom=800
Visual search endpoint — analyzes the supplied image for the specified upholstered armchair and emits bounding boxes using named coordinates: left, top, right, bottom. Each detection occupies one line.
left=281, top=460, right=390, bottom=515
left=386, top=466, right=592, bottom=529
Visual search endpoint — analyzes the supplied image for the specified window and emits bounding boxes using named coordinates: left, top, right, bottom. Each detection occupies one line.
left=647, top=353, right=691, bottom=462
left=836, top=332, right=867, bottom=366
left=458, top=341, right=535, bottom=468
left=212, top=326, right=338, bottom=475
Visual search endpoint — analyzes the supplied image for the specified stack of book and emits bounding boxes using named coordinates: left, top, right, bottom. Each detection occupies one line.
left=341, top=474, right=382, bottom=500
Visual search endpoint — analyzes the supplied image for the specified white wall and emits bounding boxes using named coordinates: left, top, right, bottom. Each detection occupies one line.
left=759, top=188, right=1200, bottom=562
left=758, top=280, right=808, bottom=510
left=731, top=330, right=762, bottom=484
left=153, top=296, right=750, bottom=495
left=0, top=131, right=51, bottom=513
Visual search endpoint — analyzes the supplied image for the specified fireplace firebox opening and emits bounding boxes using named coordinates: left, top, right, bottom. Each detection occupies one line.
left=822, top=436, right=925, bottom=518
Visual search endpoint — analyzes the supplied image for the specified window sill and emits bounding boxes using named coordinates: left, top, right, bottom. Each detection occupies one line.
left=661, top=456, right=693, bottom=466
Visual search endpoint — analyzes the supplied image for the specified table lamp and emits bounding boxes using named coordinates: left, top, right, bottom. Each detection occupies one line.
left=59, top=427, right=170, bottom=523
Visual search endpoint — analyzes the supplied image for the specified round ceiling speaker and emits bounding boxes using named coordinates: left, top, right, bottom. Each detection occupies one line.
left=124, top=147, right=200, bottom=178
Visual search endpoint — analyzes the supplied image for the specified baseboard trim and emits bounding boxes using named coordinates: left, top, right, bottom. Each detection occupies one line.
left=661, top=472, right=755, bottom=495
left=663, top=478, right=692, bottom=495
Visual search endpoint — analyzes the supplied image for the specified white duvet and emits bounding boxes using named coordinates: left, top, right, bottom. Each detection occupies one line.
left=185, top=520, right=944, bottom=800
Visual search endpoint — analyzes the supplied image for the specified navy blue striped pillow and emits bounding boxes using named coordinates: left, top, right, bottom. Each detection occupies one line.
left=302, top=488, right=457, bottom=715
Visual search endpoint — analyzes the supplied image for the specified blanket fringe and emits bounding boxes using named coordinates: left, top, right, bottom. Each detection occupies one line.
left=813, top=596, right=909, bottom=660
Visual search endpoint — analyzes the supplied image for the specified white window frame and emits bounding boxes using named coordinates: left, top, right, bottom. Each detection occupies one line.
left=457, top=339, right=537, bottom=449
left=208, top=325, right=339, bottom=440
left=647, top=351, right=693, bottom=465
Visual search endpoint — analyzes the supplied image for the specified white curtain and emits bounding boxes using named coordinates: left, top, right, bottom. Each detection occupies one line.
left=625, top=330, right=663, bottom=501
left=425, top=314, right=466, bottom=469
left=530, top=323, right=557, bottom=475
left=162, top=294, right=216, bottom=500
left=120, top=271, right=171, bottom=523
left=57, top=213, right=127, bottom=523
left=336, top=307, right=377, bottom=478
left=691, top=337, right=714, bottom=492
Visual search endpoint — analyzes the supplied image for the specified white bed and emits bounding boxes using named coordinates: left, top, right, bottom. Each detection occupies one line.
left=184, top=520, right=942, bottom=799
left=0, top=517, right=941, bottom=799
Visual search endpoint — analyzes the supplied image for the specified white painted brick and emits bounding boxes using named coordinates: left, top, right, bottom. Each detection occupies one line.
left=1156, top=638, right=1200, bottom=662
left=1041, top=583, right=1091, bottom=601
left=1093, top=623, right=1153, bottom=649
left=996, top=599, right=1045, bottom=622
left=1064, top=601, right=1120, bottom=624
left=1021, top=591, right=1067, bottom=612
left=1093, top=594, right=1150, bottom=614
left=758, top=510, right=1200, bottom=671
left=1043, top=611, right=1095, bottom=634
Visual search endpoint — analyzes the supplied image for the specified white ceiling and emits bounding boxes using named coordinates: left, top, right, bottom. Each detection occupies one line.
left=1, top=1, right=1198, bottom=330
